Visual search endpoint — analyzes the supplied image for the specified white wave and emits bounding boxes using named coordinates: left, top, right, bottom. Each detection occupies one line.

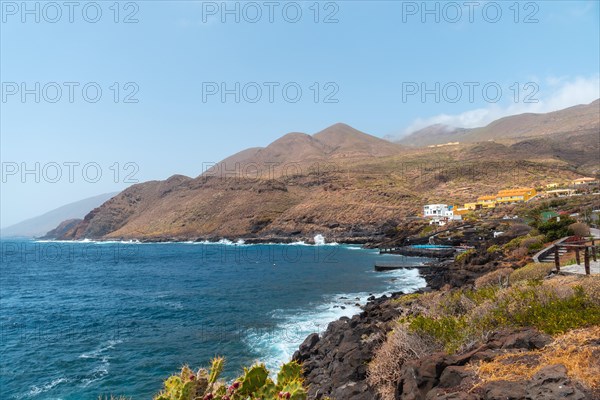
left=289, top=240, right=308, bottom=246
left=244, top=300, right=361, bottom=373
left=34, top=238, right=355, bottom=247
left=35, top=239, right=139, bottom=245
left=80, top=357, right=110, bottom=387
left=35, top=239, right=90, bottom=243
left=313, top=234, right=326, bottom=246
left=95, top=239, right=141, bottom=245
left=182, top=239, right=249, bottom=246
left=245, top=269, right=426, bottom=373
left=18, top=338, right=116, bottom=397
left=77, top=339, right=120, bottom=387
left=21, top=378, right=69, bottom=398
left=78, top=339, right=122, bottom=359
left=343, top=245, right=370, bottom=250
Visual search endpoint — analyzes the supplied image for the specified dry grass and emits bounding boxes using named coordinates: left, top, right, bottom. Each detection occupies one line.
left=577, top=275, right=600, bottom=306
left=542, top=275, right=600, bottom=305
left=408, top=288, right=478, bottom=319
left=471, top=326, right=600, bottom=390
left=510, top=262, right=555, bottom=283
left=368, top=273, right=599, bottom=398
left=366, top=323, right=441, bottom=400
left=475, top=267, right=513, bottom=289
left=404, top=274, right=598, bottom=353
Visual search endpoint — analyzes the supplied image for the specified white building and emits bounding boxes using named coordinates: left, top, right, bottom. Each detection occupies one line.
left=423, top=204, right=461, bottom=226
left=423, top=204, right=453, bottom=218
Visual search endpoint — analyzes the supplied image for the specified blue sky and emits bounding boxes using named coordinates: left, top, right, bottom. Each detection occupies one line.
left=1, top=0, right=599, bottom=227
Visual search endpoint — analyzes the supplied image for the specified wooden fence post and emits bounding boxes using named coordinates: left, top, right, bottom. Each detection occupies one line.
left=584, top=247, right=590, bottom=275
left=593, top=246, right=598, bottom=262
left=575, top=248, right=581, bottom=265
left=554, top=246, right=560, bottom=272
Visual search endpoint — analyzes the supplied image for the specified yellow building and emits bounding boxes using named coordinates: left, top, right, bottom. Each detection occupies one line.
left=495, top=188, right=537, bottom=204
left=462, top=202, right=479, bottom=211
left=460, top=187, right=538, bottom=211
left=476, top=195, right=497, bottom=208
left=453, top=207, right=471, bottom=215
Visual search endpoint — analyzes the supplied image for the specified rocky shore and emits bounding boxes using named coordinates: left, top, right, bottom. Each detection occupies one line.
left=293, top=292, right=405, bottom=399
left=291, top=262, right=466, bottom=400
left=294, top=298, right=593, bottom=400
left=292, top=258, right=597, bottom=400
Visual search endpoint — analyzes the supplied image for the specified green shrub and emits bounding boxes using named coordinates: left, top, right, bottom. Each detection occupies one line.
left=402, top=273, right=600, bottom=356
left=455, top=249, right=475, bottom=263
left=527, top=242, right=543, bottom=251
left=408, top=315, right=469, bottom=353
left=493, top=286, right=600, bottom=335
left=502, top=236, right=524, bottom=251
left=486, top=245, right=502, bottom=254
left=392, top=293, right=421, bottom=304
left=463, top=286, right=500, bottom=304
left=510, top=263, right=555, bottom=283
left=420, top=225, right=435, bottom=236
left=537, top=218, right=575, bottom=241
left=521, top=235, right=545, bottom=252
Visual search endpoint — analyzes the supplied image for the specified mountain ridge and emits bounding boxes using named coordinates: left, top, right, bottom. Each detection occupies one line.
left=213, top=123, right=403, bottom=173
left=399, top=99, right=600, bottom=147
left=46, top=103, right=600, bottom=241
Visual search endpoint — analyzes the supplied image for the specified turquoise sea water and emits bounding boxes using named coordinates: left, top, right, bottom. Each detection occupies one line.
left=0, top=239, right=426, bottom=399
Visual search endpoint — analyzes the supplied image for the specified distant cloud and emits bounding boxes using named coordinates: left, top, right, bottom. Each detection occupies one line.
left=401, top=75, right=600, bottom=136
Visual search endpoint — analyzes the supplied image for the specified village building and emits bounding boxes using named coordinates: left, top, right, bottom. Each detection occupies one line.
left=458, top=187, right=538, bottom=212
left=422, top=204, right=461, bottom=226
left=546, top=188, right=577, bottom=198
left=476, top=195, right=497, bottom=208
left=572, top=177, right=597, bottom=185
left=495, top=188, right=537, bottom=204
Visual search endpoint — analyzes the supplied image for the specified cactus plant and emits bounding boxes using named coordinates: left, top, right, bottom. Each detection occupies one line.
left=154, top=358, right=307, bottom=400
left=237, top=364, right=268, bottom=396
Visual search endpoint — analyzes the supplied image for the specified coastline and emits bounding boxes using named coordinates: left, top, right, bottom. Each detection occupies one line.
left=33, top=235, right=382, bottom=246
left=292, top=259, right=451, bottom=400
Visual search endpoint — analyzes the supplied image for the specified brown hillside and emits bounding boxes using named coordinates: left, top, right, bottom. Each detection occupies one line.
left=54, top=105, right=600, bottom=241
left=399, top=99, right=600, bottom=147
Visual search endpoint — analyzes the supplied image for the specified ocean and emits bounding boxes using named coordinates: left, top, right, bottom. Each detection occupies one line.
left=0, top=239, right=426, bottom=399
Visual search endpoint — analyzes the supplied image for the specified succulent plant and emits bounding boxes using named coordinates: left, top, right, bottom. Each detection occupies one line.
left=154, top=358, right=307, bottom=400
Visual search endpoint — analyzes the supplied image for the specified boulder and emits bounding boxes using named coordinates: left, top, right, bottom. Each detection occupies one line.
left=482, top=380, right=526, bottom=400
left=525, top=364, right=589, bottom=400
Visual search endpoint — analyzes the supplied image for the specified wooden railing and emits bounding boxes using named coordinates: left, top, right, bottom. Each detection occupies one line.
left=552, top=240, right=598, bottom=275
